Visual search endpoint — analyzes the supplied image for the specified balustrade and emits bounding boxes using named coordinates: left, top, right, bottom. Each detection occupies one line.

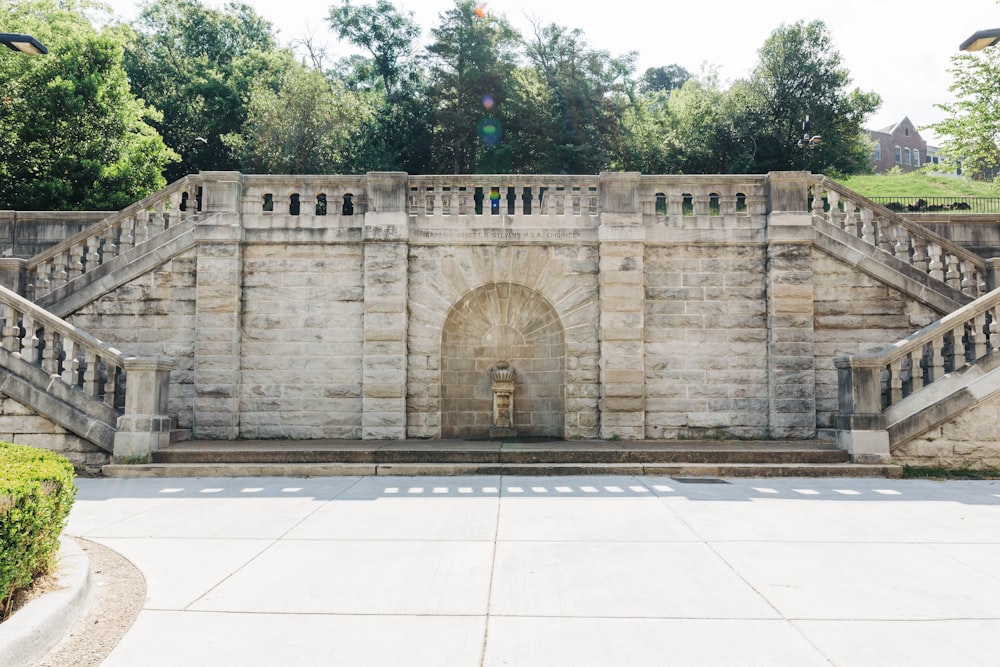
left=0, top=285, right=126, bottom=410
left=837, top=287, right=1000, bottom=418
left=406, top=176, right=599, bottom=218
left=810, top=175, right=987, bottom=297
left=241, top=176, right=368, bottom=217
left=26, top=176, right=203, bottom=301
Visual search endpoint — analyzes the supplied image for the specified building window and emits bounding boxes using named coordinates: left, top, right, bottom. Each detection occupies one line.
left=874, top=142, right=882, bottom=161
left=904, top=128, right=910, bottom=136
left=913, top=149, right=919, bottom=166
left=904, top=147, right=911, bottom=165
left=894, top=146, right=902, bottom=163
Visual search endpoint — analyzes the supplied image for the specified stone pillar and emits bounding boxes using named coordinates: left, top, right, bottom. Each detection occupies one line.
left=199, top=171, right=244, bottom=213
left=192, top=173, right=244, bottom=439
left=362, top=172, right=409, bottom=439
left=598, top=172, right=645, bottom=440
left=766, top=172, right=817, bottom=438
left=0, top=258, right=26, bottom=295
left=833, top=355, right=890, bottom=463
left=114, top=357, right=174, bottom=459
left=987, top=257, right=1000, bottom=291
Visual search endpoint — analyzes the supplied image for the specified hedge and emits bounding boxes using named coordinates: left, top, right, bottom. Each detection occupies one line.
left=0, top=442, right=76, bottom=621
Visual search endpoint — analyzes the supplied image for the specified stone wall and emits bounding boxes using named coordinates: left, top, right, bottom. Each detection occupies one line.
left=241, top=243, right=364, bottom=438
left=0, top=398, right=107, bottom=472
left=67, top=250, right=198, bottom=432
left=0, top=211, right=109, bottom=259
left=893, top=395, right=1000, bottom=469
left=9, top=171, right=991, bottom=454
left=811, top=250, right=940, bottom=431
left=644, top=243, right=769, bottom=438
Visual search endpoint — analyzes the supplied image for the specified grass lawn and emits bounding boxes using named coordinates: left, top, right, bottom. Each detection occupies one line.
left=839, top=170, right=1000, bottom=199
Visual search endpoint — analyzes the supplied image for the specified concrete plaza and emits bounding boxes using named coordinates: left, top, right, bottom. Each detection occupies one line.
left=64, top=474, right=1000, bottom=666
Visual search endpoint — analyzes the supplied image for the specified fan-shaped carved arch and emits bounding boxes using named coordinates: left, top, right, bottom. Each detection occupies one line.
left=441, top=282, right=565, bottom=438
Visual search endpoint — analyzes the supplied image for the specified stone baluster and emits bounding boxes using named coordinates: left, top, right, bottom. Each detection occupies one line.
left=860, top=209, right=875, bottom=245
left=911, top=237, right=929, bottom=275
left=20, top=313, right=39, bottom=364
left=563, top=188, right=574, bottom=215
left=51, top=252, right=68, bottom=291
left=945, top=254, right=961, bottom=290
left=992, top=314, right=1000, bottom=351
left=66, top=242, right=84, bottom=281
left=119, top=218, right=134, bottom=253
left=134, top=208, right=150, bottom=246
left=927, top=338, right=945, bottom=383
left=60, top=337, right=78, bottom=387
left=103, top=358, right=119, bottom=408
left=973, top=312, right=989, bottom=360
left=876, top=218, right=895, bottom=254
left=2, top=304, right=19, bottom=351
left=82, top=349, right=98, bottom=398
left=961, top=261, right=977, bottom=297
left=41, top=329, right=59, bottom=375
left=159, top=194, right=172, bottom=226
left=827, top=191, right=842, bottom=228
left=102, top=223, right=118, bottom=261
left=912, top=346, right=928, bottom=390
left=35, top=261, right=52, bottom=298
left=927, top=243, right=944, bottom=282
left=888, top=357, right=905, bottom=404
left=811, top=185, right=825, bottom=217
left=893, top=226, right=911, bottom=263
left=431, top=186, right=444, bottom=216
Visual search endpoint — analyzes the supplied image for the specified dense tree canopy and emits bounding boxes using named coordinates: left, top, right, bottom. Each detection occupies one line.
left=124, top=0, right=295, bottom=180
left=0, top=0, right=175, bottom=210
left=2, top=0, right=893, bottom=210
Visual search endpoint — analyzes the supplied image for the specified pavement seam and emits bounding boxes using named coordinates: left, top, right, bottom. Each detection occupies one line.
left=478, top=475, right=504, bottom=667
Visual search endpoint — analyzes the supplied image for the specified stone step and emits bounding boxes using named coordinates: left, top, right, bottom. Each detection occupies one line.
left=99, top=438, right=901, bottom=478
left=102, top=461, right=901, bottom=478
left=150, top=439, right=852, bottom=466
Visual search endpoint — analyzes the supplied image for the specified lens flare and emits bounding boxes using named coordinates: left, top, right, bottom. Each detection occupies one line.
left=476, top=116, right=503, bottom=146
left=482, top=95, right=494, bottom=110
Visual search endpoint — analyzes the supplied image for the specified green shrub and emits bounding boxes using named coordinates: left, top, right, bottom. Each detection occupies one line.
left=0, top=442, right=76, bottom=621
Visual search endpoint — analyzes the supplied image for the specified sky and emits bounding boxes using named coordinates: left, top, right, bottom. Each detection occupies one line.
left=103, top=0, right=1000, bottom=145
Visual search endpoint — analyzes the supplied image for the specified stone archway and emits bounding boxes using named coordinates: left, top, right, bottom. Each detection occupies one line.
left=441, top=283, right=565, bottom=438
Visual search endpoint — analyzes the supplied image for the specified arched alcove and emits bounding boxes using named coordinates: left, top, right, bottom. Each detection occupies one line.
left=440, top=282, right=565, bottom=438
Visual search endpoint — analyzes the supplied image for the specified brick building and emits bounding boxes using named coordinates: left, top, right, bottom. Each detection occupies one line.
left=868, top=117, right=927, bottom=173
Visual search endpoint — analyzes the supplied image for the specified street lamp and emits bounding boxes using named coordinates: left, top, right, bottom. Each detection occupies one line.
left=960, top=28, right=1000, bottom=51
left=797, top=116, right=821, bottom=169
left=0, top=33, right=47, bottom=56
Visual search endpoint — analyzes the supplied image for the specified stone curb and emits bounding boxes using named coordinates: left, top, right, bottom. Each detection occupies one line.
left=0, top=537, right=91, bottom=667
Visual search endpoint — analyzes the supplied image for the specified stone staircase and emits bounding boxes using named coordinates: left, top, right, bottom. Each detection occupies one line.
left=2, top=171, right=998, bottom=477
left=100, top=438, right=901, bottom=478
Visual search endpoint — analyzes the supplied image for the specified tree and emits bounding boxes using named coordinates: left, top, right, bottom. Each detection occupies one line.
left=425, top=0, right=520, bottom=173
left=729, top=20, right=880, bottom=175
left=929, top=47, right=1000, bottom=179
left=0, top=1, right=176, bottom=210
left=222, top=65, right=374, bottom=174
left=124, top=0, right=295, bottom=181
left=327, top=0, right=432, bottom=172
left=519, top=22, right=635, bottom=173
left=639, top=64, right=691, bottom=94
left=328, top=0, right=421, bottom=94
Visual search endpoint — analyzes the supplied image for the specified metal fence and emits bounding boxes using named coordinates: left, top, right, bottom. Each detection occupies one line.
left=867, top=196, right=1000, bottom=214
